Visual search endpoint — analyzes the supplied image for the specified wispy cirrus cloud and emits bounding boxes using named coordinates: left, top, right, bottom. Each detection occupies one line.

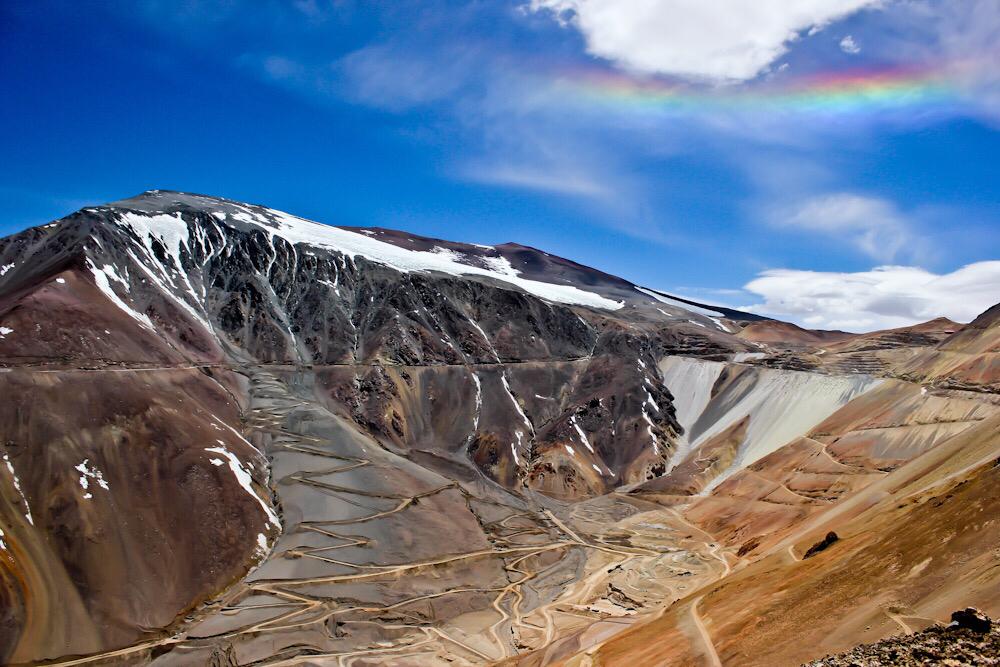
left=115, top=0, right=999, bottom=273
left=459, top=163, right=612, bottom=198
left=768, top=192, right=918, bottom=262
left=335, top=42, right=491, bottom=112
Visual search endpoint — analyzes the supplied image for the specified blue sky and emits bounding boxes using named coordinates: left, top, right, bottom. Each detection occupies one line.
left=2, top=0, right=998, bottom=330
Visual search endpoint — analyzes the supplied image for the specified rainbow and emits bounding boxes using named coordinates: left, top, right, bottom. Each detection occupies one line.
left=546, top=62, right=967, bottom=117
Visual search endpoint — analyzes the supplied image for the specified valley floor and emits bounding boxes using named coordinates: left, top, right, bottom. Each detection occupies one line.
left=23, top=354, right=1000, bottom=667
left=33, top=365, right=729, bottom=667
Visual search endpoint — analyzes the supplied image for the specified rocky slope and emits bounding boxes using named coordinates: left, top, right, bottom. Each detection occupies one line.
left=0, top=190, right=995, bottom=666
left=0, top=191, right=757, bottom=663
left=804, top=609, right=998, bottom=666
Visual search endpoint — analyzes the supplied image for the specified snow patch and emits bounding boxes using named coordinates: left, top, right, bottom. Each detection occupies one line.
left=636, top=287, right=725, bottom=318
left=318, top=279, right=340, bottom=295
left=209, top=416, right=257, bottom=448
left=219, top=206, right=624, bottom=310
left=205, top=442, right=280, bottom=529
left=244, top=531, right=277, bottom=578
left=641, top=408, right=659, bottom=455
left=467, top=316, right=500, bottom=361
left=713, top=319, right=736, bottom=333
left=75, top=459, right=110, bottom=497
left=471, top=373, right=482, bottom=431
left=0, top=263, right=13, bottom=277
left=254, top=532, right=269, bottom=560
left=117, top=212, right=190, bottom=271
left=113, top=213, right=214, bottom=331
left=123, top=247, right=211, bottom=331
left=428, top=246, right=465, bottom=263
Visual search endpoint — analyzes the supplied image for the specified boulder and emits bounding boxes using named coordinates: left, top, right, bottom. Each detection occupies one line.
left=950, top=608, right=991, bottom=633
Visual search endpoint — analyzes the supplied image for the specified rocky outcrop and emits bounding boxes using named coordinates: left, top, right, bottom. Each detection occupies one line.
left=805, top=611, right=998, bottom=666
left=952, top=607, right=992, bottom=633
left=802, top=531, right=839, bottom=559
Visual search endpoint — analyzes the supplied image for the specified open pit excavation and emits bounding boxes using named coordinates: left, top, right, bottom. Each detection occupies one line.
left=0, top=192, right=997, bottom=666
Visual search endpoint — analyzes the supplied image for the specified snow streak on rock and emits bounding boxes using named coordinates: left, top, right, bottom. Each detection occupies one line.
left=570, top=414, right=595, bottom=453
left=3, top=454, right=32, bottom=525
left=205, top=442, right=281, bottom=529
left=87, top=261, right=154, bottom=330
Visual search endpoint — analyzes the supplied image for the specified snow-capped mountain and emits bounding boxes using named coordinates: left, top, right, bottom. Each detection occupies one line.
left=0, top=190, right=764, bottom=498
left=1, top=191, right=996, bottom=666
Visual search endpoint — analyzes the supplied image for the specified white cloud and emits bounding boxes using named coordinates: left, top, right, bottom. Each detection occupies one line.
left=528, top=0, right=879, bottom=82
left=840, top=35, right=861, bottom=54
left=460, top=164, right=611, bottom=198
left=742, top=261, right=1000, bottom=332
left=771, top=193, right=913, bottom=262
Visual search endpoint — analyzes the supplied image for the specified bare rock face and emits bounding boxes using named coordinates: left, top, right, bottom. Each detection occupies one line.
left=0, top=364, right=277, bottom=662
